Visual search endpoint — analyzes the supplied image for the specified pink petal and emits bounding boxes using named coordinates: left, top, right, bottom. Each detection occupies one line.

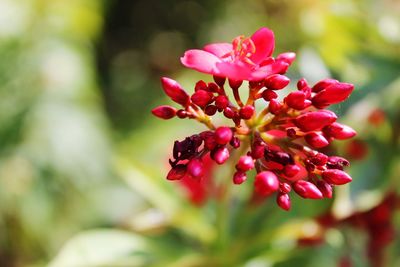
left=250, top=61, right=289, bottom=80
left=204, top=43, right=232, bottom=58
left=250, top=27, right=275, bottom=64
left=180, top=49, right=221, bottom=75
left=215, top=61, right=253, bottom=81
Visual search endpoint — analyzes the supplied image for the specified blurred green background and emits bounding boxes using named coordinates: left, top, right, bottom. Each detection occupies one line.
left=0, top=0, right=399, bottom=266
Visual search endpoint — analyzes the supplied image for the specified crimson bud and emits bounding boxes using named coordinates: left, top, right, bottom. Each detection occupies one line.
left=233, top=171, right=247, bottom=184
left=294, top=110, right=337, bottom=132
left=254, top=171, right=279, bottom=196
left=161, top=77, right=190, bottom=106
left=215, top=126, right=233, bottom=145
left=305, top=132, right=330, bottom=148
left=152, top=105, right=177, bottom=119
left=277, top=193, right=291, bottom=211
left=322, top=169, right=352, bottom=185
left=293, top=180, right=323, bottom=199
left=264, top=74, right=290, bottom=90
left=236, top=155, right=254, bottom=172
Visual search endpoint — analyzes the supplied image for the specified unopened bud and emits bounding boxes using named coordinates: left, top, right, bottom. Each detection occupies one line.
left=152, top=105, right=177, bottom=119
left=277, top=193, right=291, bottom=211
left=239, top=105, right=255, bottom=120
left=322, top=169, right=352, bottom=185
left=211, top=146, right=230, bottom=164
left=233, top=171, right=247, bottom=184
left=264, top=74, right=290, bottom=90
left=316, top=180, right=333, bottom=198
left=311, top=79, right=338, bottom=93
left=236, top=155, right=254, bottom=172
left=312, top=82, right=354, bottom=108
left=293, top=180, right=323, bottom=199
left=285, top=91, right=310, bottom=110
left=283, top=164, right=301, bottom=177
left=323, top=122, right=356, bottom=140
left=254, top=171, right=279, bottom=196
left=294, top=110, right=337, bottom=132
left=262, top=89, right=278, bottom=101
left=161, top=77, right=190, bottom=106
left=269, top=99, right=282, bottom=114
left=191, top=90, right=214, bottom=108
left=215, top=126, right=233, bottom=145
left=305, top=132, right=330, bottom=148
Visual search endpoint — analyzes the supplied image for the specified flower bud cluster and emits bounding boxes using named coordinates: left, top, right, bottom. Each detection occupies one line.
left=152, top=27, right=356, bottom=210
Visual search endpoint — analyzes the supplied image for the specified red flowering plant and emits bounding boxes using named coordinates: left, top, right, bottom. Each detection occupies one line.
left=152, top=27, right=356, bottom=211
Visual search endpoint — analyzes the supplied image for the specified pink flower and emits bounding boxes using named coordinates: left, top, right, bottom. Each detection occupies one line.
left=180, top=27, right=294, bottom=81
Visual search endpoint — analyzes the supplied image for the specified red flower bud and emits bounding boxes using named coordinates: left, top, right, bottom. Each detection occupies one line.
left=161, top=77, right=190, bottom=106
left=194, top=80, right=208, bottom=92
left=262, top=89, right=278, bottom=101
left=277, top=193, right=291, bottom=211
left=204, top=105, right=217, bottom=115
left=264, top=74, right=290, bottom=90
left=215, top=126, right=233, bottom=145
left=176, top=109, right=188, bottom=118
left=276, top=52, right=296, bottom=65
left=215, top=95, right=229, bottom=110
left=230, top=137, right=241, bottom=148
left=310, top=153, right=328, bottom=166
left=167, top=164, right=186, bottom=180
left=191, top=90, right=214, bottom=108
left=269, top=99, right=282, bottom=114
left=151, top=105, right=177, bottom=119
left=233, top=171, right=247, bottom=184
left=239, top=105, right=255, bottom=120
left=322, top=169, right=352, bottom=185
left=223, top=107, right=235, bottom=118
left=293, top=180, right=323, bottom=199
left=187, top=158, right=204, bottom=179
left=254, top=171, right=279, bottom=196
left=236, top=155, right=254, bottom=172
left=294, top=110, right=337, bottom=132
left=283, top=164, right=300, bottom=177
left=305, top=132, right=330, bottom=148
left=312, top=82, right=354, bottom=108
left=316, top=180, right=333, bottom=198
left=323, top=122, right=356, bottom=140
left=207, top=82, right=219, bottom=93
left=311, top=79, right=338, bottom=93
left=297, top=78, right=309, bottom=91
left=285, top=91, right=310, bottom=110
left=279, top=182, right=292, bottom=193
left=211, top=146, right=230, bottom=164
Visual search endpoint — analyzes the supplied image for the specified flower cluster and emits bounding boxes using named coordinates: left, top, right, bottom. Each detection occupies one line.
left=152, top=27, right=356, bottom=210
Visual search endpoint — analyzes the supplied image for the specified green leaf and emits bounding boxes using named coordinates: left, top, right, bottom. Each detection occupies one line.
left=48, top=229, right=152, bottom=267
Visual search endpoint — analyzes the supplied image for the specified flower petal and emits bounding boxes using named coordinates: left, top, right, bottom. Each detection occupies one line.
left=215, top=61, right=253, bottom=81
left=180, top=49, right=221, bottom=74
left=204, top=43, right=232, bottom=58
left=250, top=27, right=275, bottom=64
left=250, top=61, right=289, bottom=80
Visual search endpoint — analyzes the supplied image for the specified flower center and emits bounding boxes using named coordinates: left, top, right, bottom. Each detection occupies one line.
left=222, top=35, right=257, bottom=66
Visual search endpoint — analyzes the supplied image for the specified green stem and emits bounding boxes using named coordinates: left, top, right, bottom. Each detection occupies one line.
left=215, top=139, right=249, bottom=255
